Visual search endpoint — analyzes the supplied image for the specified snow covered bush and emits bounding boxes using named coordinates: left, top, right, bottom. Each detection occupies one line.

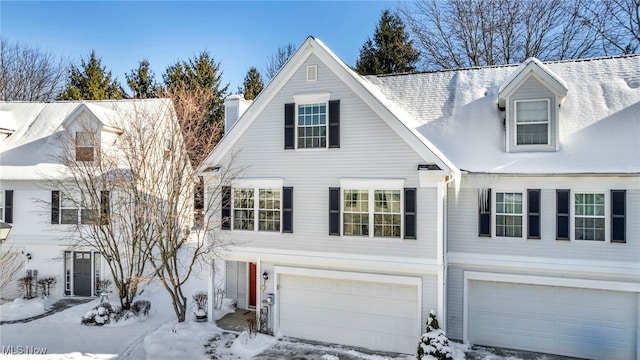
left=417, top=310, right=453, bottom=360
left=81, top=302, right=117, bottom=326
left=36, top=276, right=56, bottom=298
left=81, top=300, right=150, bottom=326
left=131, top=300, right=151, bottom=316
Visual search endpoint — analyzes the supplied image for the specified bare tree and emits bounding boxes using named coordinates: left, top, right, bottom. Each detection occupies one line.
left=0, top=39, right=67, bottom=101
left=265, top=43, right=296, bottom=81
left=0, top=247, right=25, bottom=298
left=400, top=0, right=604, bottom=69
left=585, top=0, right=640, bottom=54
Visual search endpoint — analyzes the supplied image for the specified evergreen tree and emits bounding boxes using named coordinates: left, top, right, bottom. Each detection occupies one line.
left=356, top=9, right=419, bottom=75
left=59, top=50, right=123, bottom=100
left=126, top=59, right=158, bottom=99
left=242, top=67, right=264, bottom=100
left=162, top=51, right=229, bottom=125
left=417, top=311, right=453, bottom=360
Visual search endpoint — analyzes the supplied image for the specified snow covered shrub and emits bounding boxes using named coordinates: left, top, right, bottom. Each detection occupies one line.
left=417, top=310, right=453, bottom=360
left=82, top=302, right=118, bottom=326
left=131, top=300, right=151, bottom=316
left=193, top=291, right=207, bottom=312
left=18, top=274, right=34, bottom=299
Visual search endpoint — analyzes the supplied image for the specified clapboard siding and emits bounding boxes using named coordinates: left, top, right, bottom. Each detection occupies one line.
left=446, top=267, right=464, bottom=340
left=447, top=178, right=639, bottom=262
left=217, top=55, right=440, bottom=260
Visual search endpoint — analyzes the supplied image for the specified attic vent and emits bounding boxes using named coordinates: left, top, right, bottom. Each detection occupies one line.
left=418, top=164, right=442, bottom=171
left=307, top=65, right=317, bottom=82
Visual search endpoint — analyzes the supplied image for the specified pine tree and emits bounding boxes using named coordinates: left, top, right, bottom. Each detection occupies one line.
left=59, top=50, right=123, bottom=100
left=356, top=9, right=419, bottom=75
left=126, top=59, right=158, bottom=99
left=242, top=67, right=264, bottom=100
left=417, top=311, right=453, bottom=360
left=162, top=51, right=229, bottom=125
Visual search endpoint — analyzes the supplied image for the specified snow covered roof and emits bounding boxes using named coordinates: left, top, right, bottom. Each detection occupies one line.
left=366, top=55, right=640, bottom=175
left=0, top=99, right=175, bottom=180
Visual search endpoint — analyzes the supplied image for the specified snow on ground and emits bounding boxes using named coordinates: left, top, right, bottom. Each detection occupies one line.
left=0, top=275, right=523, bottom=360
left=0, top=295, right=59, bottom=322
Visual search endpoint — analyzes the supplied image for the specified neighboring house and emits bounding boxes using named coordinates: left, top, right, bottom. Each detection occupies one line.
left=200, top=37, right=639, bottom=359
left=0, top=99, right=186, bottom=299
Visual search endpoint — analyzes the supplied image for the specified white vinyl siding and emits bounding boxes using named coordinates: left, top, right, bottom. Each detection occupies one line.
left=215, top=54, right=439, bottom=259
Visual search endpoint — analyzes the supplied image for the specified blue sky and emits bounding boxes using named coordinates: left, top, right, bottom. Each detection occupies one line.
left=2, top=1, right=399, bottom=93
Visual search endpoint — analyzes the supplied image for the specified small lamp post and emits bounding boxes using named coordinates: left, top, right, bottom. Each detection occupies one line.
left=0, top=222, right=12, bottom=244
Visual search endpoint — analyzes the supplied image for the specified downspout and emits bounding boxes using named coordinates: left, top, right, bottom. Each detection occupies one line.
left=441, top=174, right=456, bottom=332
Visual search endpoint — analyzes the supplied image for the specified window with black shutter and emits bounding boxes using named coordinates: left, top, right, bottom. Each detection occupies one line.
left=221, top=186, right=231, bottom=230
left=404, top=188, right=416, bottom=239
left=328, top=100, right=340, bottom=148
left=611, top=190, right=626, bottom=243
left=100, top=191, right=110, bottom=225
left=282, top=187, right=293, bottom=233
left=51, top=190, right=60, bottom=224
left=556, top=189, right=569, bottom=240
left=527, top=189, right=540, bottom=239
left=284, top=103, right=295, bottom=149
left=4, top=190, right=13, bottom=223
left=478, top=189, right=491, bottom=237
left=329, top=188, right=340, bottom=235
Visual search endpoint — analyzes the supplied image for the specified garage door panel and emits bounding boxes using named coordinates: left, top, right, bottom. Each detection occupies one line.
left=279, top=274, right=419, bottom=354
left=468, top=280, right=637, bottom=360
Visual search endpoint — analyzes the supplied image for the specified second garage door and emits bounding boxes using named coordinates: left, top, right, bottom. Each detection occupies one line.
left=468, top=280, right=638, bottom=360
left=278, top=273, right=421, bottom=354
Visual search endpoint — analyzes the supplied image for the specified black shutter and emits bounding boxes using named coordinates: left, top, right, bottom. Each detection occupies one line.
left=4, top=190, right=13, bottom=223
left=611, top=190, right=626, bottom=243
left=328, top=100, right=340, bottom=148
left=329, top=187, right=340, bottom=235
left=284, top=103, right=295, bottom=149
left=404, top=188, right=416, bottom=239
left=556, top=189, right=570, bottom=240
left=527, top=189, right=540, bottom=239
left=282, top=187, right=293, bottom=233
left=478, top=189, right=491, bottom=236
left=221, top=186, right=231, bottom=230
left=100, top=191, right=110, bottom=225
left=51, top=190, right=60, bottom=224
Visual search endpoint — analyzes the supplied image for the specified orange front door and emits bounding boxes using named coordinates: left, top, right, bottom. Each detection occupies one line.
left=249, top=262, right=256, bottom=307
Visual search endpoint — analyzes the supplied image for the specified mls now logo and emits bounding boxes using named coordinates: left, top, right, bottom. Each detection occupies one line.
left=2, top=346, right=48, bottom=355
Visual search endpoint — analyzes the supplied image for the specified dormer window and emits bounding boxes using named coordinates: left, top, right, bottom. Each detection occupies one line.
left=76, top=132, right=95, bottom=161
left=515, top=99, right=549, bottom=145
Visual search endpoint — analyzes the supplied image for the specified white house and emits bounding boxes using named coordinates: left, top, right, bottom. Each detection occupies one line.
left=0, top=99, right=186, bottom=300
left=200, top=37, right=639, bottom=358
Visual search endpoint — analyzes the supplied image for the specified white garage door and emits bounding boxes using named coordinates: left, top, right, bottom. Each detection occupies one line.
left=468, top=281, right=638, bottom=360
left=278, top=274, right=420, bottom=354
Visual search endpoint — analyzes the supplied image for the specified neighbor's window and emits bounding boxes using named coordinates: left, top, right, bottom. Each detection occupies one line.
left=0, top=191, right=4, bottom=221
left=575, top=193, right=605, bottom=241
left=233, top=188, right=254, bottom=230
left=496, top=192, right=523, bottom=237
left=76, top=132, right=95, bottom=161
left=515, top=100, right=549, bottom=145
left=60, top=193, right=97, bottom=225
left=297, top=103, right=327, bottom=149
left=258, top=189, right=281, bottom=232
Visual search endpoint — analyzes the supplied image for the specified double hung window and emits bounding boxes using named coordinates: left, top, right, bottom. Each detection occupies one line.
left=515, top=100, right=549, bottom=145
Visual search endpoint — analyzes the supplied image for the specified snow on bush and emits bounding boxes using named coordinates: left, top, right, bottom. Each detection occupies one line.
left=81, top=300, right=151, bottom=326
left=417, top=310, right=453, bottom=360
